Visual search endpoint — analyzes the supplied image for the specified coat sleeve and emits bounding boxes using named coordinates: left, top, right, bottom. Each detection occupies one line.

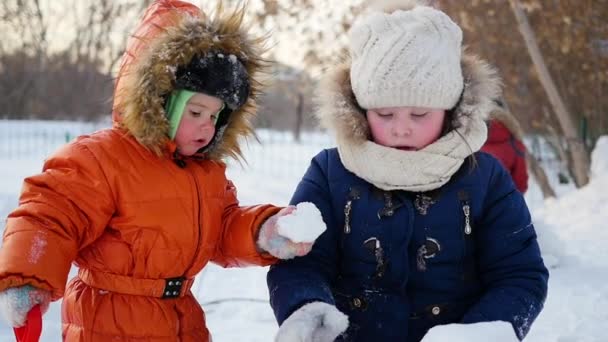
left=267, top=150, right=339, bottom=324
left=0, top=141, right=115, bottom=300
left=461, top=157, right=548, bottom=340
left=211, top=174, right=281, bottom=268
left=510, top=139, right=529, bottom=193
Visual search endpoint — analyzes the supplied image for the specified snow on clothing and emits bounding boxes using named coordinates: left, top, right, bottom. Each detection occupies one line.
left=0, top=1, right=278, bottom=341
left=481, top=109, right=529, bottom=193
left=267, top=53, right=548, bottom=341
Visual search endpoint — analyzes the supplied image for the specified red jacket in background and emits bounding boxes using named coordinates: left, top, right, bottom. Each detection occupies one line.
left=481, top=120, right=529, bottom=193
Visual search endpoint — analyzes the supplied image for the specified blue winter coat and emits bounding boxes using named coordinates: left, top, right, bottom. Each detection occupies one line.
left=268, top=148, right=548, bottom=341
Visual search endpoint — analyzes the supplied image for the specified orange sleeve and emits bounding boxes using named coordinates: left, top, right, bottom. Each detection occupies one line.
left=0, top=141, right=115, bottom=300
left=212, top=180, right=281, bottom=268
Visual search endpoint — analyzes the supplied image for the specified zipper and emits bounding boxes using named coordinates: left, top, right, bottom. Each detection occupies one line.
left=184, top=164, right=203, bottom=275
left=458, top=190, right=472, bottom=281
left=458, top=190, right=472, bottom=236
left=344, top=200, right=353, bottom=234
left=463, top=203, right=472, bottom=235
left=343, top=187, right=361, bottom=234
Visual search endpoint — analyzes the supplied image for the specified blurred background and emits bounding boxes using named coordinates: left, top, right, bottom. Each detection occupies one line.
left=1, top=1, right=607, bottom=341
left=0, top=0, right=606, bottom=194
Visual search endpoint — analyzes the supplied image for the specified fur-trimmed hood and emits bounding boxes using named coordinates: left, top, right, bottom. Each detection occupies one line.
left=317, top=0, right=501, bottom=145
left=313, top=1, right=503, bottom=192
left=112, top=1, right=267, bottom=161
left=489, top=106, right=525, bottom=141
left=316, top=52, right=502, bottom=145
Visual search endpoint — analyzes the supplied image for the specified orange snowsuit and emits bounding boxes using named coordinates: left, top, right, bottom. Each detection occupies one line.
left=0, top=1, right=278, bottom=340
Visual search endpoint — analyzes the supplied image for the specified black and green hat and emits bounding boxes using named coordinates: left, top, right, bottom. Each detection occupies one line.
left=165, top=51, right=250, bottom=143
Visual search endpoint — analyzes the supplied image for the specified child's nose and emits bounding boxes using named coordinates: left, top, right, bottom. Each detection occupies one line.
left=197, top=116, right=216, bottom=134
left=392, top=116, right=412, bottom=136
left=200, top=115, right=215, bottom=128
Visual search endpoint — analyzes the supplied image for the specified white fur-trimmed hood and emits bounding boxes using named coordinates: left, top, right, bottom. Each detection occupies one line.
left=315, top=52, right=502, bottom=144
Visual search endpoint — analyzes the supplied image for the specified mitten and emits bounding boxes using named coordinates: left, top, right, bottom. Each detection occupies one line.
left=0, top=285, right=51, bottom=327
left=257, top=203, right=326, bottom=259
left=275, top=302, right=349, bottom=342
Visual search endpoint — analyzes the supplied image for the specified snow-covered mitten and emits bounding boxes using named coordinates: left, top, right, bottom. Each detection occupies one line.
left=275, top=302, right=349, bottom=342
left=257, top=202, right=326, bottom=259
left=0, top=285, right=51, bottom=327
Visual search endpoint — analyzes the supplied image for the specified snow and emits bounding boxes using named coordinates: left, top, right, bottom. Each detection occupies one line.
left=421, top=321, right=518, bottom=342
left=0, top=123, right=606, bottom=341
left=27, top=232, right=48, bottom=264
left=277, top=202, right=326, bottom=243
left=591, top=136, right=608, bottom=178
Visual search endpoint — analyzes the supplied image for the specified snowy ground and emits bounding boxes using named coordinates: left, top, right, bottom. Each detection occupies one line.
left=0, top=122, right=606, bottom=341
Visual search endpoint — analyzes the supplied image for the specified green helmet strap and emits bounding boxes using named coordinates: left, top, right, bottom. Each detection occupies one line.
left=165, top=89, right=196, bottom=139
left=165, top=90, right=226, bottom=141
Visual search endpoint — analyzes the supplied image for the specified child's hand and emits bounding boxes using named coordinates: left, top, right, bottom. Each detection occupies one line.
left=257, top=203, right=326, bottom=259
left=275, top=302, right=349, bottom=342
left=0, top=285, right=51, bottom=327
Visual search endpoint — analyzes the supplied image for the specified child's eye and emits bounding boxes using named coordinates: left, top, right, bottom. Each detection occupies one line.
left=377, top=112, right=393, bottom=118
left=412, top=112, right=429, bottom=118
left=190, top=110, right=201, bottom=117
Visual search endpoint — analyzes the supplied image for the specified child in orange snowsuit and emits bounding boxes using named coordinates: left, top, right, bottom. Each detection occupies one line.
left=0, top=1, right=318, bottom=340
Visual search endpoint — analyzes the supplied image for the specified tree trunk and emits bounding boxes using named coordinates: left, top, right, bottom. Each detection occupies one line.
left=527, top=154, right=556, bottom=199
left=293, top=92, right=303, bottom=143
left=508, top=0, right=590, bottom=187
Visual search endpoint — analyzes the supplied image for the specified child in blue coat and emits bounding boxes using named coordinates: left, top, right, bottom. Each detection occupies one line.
left=267, top=1, right=548, bottom=341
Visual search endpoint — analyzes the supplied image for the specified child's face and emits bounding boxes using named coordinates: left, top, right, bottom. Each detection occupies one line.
left=366, top=107, right=446, bottom=150
left=174, top=93, right=223, bottom=156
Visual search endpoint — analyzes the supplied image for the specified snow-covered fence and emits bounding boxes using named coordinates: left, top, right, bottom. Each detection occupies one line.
left=0, top=120, right=110, bottom=159
left=0, top=120, right=334, bottom=181
left=0, top=119, right=566, bottom=185
left=229, top=129, right=334, bottom=180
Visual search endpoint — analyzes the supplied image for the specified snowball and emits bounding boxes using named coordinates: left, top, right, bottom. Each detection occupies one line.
left=421, top=321, right=518, bottom=342
left=277, top=202, right=326, bottom=243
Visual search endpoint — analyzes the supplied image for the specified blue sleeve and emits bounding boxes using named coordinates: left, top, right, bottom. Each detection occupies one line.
left=267, top=150, right=340, bottom=324
left=461, top=156, right=549, bottom=340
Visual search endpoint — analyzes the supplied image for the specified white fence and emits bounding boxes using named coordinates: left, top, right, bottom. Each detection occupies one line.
left=1, top=119, right=566, bottom=183
left=0, top=120, right=335, bottom=181
left=0, top=120, right=110, bottom=159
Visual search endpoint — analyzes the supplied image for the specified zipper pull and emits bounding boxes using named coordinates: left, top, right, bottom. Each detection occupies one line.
left=344, top=200, right=352, bottom=234
left=343, top=187, right=361, bottom=234
left=463, top=204, right=472, bottom=235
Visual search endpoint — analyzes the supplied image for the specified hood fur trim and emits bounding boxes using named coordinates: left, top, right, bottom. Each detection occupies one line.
left=364, top=0, right=431, bottom=13
left=117, top=3, right=268, bottom=161
left=315, top=51, right=502, bottom=144
left=489, top=107, right=525, bottom=141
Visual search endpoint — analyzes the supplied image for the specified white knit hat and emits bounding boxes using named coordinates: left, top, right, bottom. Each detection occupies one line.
left=349, top=5, right=464, bottom=110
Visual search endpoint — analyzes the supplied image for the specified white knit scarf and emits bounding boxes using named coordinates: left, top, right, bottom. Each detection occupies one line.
left=337, top=115, right=488, bottom=192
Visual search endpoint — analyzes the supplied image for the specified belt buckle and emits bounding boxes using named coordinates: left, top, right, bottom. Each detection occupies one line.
left=161, top=277, right=186, bottom=299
